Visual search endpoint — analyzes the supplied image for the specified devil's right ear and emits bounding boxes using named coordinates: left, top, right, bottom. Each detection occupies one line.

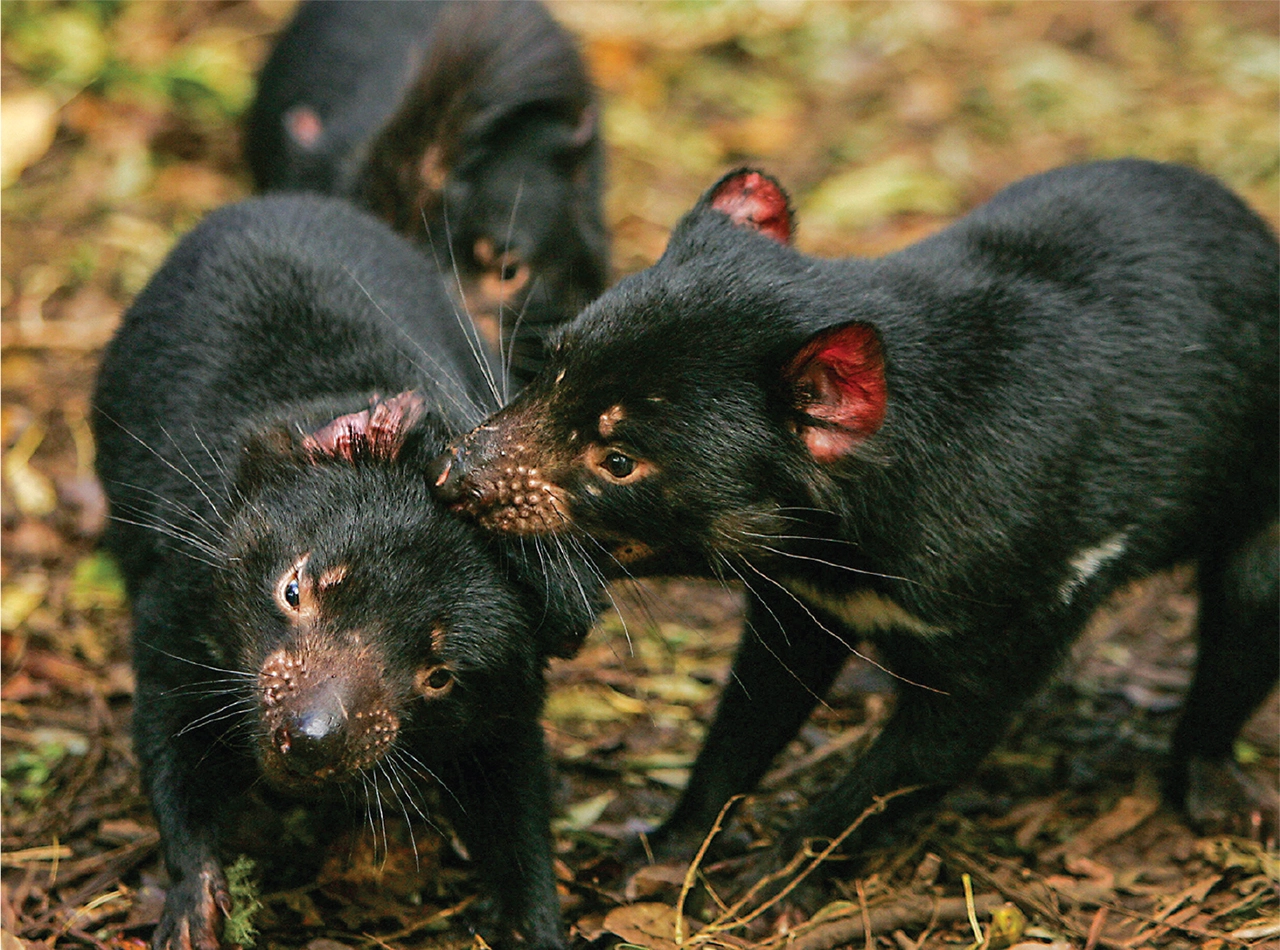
left=784, top=322, right=887, bottom=463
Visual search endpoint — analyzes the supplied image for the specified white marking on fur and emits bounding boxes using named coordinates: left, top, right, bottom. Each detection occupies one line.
left=1059, top=530, right=1130, bottom=604
left=782, top=579, right=946, bottom=638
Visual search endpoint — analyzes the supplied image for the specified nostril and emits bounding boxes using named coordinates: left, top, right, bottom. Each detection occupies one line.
left=427, top=445, right=466, bottom=503
left=280, top=709, right=345, bottom=775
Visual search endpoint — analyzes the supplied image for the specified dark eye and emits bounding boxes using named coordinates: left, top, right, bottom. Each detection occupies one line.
left=603, top=451, right=635, bottom=479
left=417, top=664, right=454, bottom=697
left=500, top=261, right=522, bottom=282
left=284, top=579, right=300, bottom=609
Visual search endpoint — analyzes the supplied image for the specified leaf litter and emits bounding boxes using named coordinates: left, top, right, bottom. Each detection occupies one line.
left=2, top=2, right=1277, bottom=948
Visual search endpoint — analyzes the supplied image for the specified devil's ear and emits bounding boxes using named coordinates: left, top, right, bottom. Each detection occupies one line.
left=704, top=168, right=794, bottom=245
left=303, top=391, right=427, bottom=463
left=784, top=323, right=887, bottom=463
left=283, top=104, right=324, bottom=150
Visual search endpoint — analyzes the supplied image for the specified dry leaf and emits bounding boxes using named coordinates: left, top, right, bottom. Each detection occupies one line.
left=0, top=573, right=49, bottom=632
left=3, top=421, right=57, bottom=517
left=0, top=89, right=60, bottom=188
left=602, top=902, right=690, bottom=950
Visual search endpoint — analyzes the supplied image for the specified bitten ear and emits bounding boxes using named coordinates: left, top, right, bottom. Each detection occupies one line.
left=784, top=323, right=887, bottom=463
left=303, top=391, right=427, bottom=463
left=706, top=168, right=794, bottom=245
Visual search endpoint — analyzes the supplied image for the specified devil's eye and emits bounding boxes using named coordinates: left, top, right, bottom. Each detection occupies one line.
left=500, top=261, right=522, bottom=282
left=603, top=451, right=636, bottom=479
left=416, top=664, right=455, bottom=698
left=284, top=579, right=300, bottom=609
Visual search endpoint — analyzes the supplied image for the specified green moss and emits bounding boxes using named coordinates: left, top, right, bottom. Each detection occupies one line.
left=223, top=855, right=263, bottom=948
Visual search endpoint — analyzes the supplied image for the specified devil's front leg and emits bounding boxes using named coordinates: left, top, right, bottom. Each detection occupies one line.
left=777, top=616, right=1065, bottom=860
left=437, top=712, right=565, bottom=950
left=650, top=585, right=857, bottom=860
left=133, top=631, right=250, bottom=950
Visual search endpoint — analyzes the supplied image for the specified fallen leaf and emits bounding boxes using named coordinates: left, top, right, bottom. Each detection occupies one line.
left=602, top=902, right=691, bottom=950
left=0, top=89, right=60, bottom=188
left=69, top=551, right=128, bottom=613
left=3, top=421, right=57, bottom=517
left=624, top=863, right=688, bottom=902
left=556, top=790, right=617, bottom=832
left=1049, top=793, right=1159, bottom=860
left=0, top=573, right=49, bottom=632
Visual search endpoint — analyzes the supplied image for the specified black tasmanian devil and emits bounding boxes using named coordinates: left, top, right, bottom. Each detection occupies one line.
left=430, top=159, right=1280, bottom=862
left=244, top=0, right=609, bottom=383
left=93, top=195, right=598, bottom=950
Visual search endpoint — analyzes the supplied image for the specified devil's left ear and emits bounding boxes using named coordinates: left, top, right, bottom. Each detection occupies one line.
left=705, top=168, right=795, bottom=245
left=784, top=323, right=887, bottom=463
left=304, top=390, right=427, bottom=463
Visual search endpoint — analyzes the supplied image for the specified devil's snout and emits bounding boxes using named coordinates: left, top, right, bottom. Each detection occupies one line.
left=427, top=442, right=468, bottom=503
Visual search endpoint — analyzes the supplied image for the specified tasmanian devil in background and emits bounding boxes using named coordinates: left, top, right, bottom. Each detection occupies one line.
left=93, top=195, right=598, bottom=950
left=244, top=0, right=609, bottom=384
left=430, top=159, right=1280, bottom=866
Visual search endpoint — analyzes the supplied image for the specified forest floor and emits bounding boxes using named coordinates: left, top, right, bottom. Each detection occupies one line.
left=2, top=3, right=1277, bottom=949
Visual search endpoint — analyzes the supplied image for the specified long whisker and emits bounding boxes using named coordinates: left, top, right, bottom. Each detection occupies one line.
left=339, top=265, right=488, bottom=424
left=137, top=641, right=254, bottom=679
left=498, top=176, right=526, bottom=404
left=107, top=478, right=225, bottom=539
left=438, top=197, right=504, bottom=407
left=103, top=515, right=224, bottom=570
left=175, top=697, right=256, bottom=737
left=155, top=421, right=225, bottom=518
left=377, top=759, right=421, bottom=870
left=395, top=747, right=465, bottom=815
left=735, top=555, right=947, bottom=695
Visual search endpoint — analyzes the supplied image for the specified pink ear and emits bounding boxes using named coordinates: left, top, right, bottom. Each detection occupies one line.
left=284, top=105, right=323, bottom=149
left=785, top=324, right=886, bottom=463
left=304, top=391, right=426, bottom=463
left=708, top=169, right=793, bottom=245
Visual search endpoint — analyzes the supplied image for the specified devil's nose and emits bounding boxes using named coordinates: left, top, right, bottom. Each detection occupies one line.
left=427, top=444, right=467, bottom=503
left=275, top=701, right=346, bottom=775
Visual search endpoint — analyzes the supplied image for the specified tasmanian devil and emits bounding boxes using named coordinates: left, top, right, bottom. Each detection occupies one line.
left=244, top=0, right=609, bottom=383
left=93, top=195, right=599, bottom=950
left=429, top=159, right=1280, bottom=864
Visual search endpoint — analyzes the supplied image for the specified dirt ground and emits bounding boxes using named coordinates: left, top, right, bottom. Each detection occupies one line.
left=2, top=2, right=1277, bottom=949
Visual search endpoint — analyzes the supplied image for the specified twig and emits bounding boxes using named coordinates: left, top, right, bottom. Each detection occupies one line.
left=942, top=847, right=1086, bottom=944
left=697, top=787, right=921, bottom=941
left=676, top=794, right=745, bottom=945
left=1085, top=906, right=1108, bottom=950
left=855, top=878, right=872, bottom=950
left=779, top=892, right=1005, bottom=950
left=961, top=873, right=983, bottom=946
left=760, top=726, right=874, bottom=791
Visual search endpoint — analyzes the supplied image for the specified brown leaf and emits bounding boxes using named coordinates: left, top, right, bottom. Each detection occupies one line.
left=602, top=902, right=691, bottom=950
left=624, top=863, right=688, bottom=902
left=1048, top=793, right=1160, bottom=860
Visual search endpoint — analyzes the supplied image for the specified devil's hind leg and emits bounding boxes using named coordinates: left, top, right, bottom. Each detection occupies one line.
left=1168, top=522, right=1279, bottom=837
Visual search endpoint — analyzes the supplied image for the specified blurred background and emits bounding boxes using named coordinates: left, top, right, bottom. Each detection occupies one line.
left=2, top=2, right=1277, bottom=948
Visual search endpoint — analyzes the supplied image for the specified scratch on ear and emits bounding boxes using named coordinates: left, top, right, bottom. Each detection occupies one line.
left=304, top=391, right=427, bottom=463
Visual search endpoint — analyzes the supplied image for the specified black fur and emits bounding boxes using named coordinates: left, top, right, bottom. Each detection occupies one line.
left=431, top=159, right=1279, bottom=862
left=244, top=0, right=609, bottom=383
left=93, top=196, right=597, bottom=950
